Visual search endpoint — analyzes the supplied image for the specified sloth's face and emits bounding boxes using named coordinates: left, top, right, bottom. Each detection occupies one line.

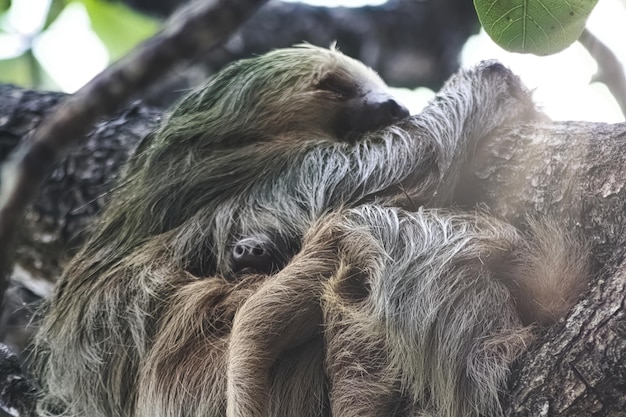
left=258, top=46, right=411, bottom=142
left=153, top=45, right=409, bottom=150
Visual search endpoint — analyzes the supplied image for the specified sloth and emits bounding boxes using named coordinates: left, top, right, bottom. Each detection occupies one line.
left=31, top=45, right=589, bottom=417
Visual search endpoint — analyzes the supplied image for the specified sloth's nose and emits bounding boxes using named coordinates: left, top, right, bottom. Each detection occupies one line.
left=365, top=96, right=410, bottom=130
left=232, top=239, right=270, bottom=271
left=335, top=93, right=411, bottom=141
left=382, top=98, right=410, bottom=122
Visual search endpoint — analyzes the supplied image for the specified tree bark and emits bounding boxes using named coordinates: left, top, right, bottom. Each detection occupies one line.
left=507, top=254, right=626, bottom=416
left=0, top=84, right=159, bottom=355
left=459, top=122, right=626, bottom=416
left=0, top=84, right=160, bottom=283
left=0, top=85, right=625, bottom=415
left=459, top=121, right=626, bottom=269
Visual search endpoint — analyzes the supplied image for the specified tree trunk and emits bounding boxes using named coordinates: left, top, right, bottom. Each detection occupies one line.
left=459, top=122, right=626, bottom=269
left=0, top=85, right=625, bottom=415
left=459, top=122, right=626, bottom=416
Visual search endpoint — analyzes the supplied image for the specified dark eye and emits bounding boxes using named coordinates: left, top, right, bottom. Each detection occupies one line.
left=316, top=74, right=357, bottom=99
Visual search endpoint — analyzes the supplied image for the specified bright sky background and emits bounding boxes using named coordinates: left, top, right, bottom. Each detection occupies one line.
left=2, top=0, right=625, bottom=123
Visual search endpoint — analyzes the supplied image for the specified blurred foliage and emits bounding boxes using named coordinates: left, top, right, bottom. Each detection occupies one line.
left=0, top=0, right=160, bottom=90
left=474, top=0, right=600, bottom=55
left=44, top=0, right=69, bottom=30
left=0, top=56, right=31, bottom=86
left=77, top=0, right=159, bottom=61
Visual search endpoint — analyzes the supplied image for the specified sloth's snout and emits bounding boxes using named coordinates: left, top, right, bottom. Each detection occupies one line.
left=379, top=97, right=410, bottom=123
left=336, top=93, right=410, bottom=141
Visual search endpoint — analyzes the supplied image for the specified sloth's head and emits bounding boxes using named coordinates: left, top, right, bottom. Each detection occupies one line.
left=148, top=44, right=409, bottom=152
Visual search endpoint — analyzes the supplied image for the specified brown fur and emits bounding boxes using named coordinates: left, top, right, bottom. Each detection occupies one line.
left=31, top=47, right=588, bottom=417
left=507, top=217, right=591, bottom=325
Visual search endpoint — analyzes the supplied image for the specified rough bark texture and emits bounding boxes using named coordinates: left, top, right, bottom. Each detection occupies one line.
left=0, top=84, right=160, bottom=283
left=0, top=85, right=625, bottom=415
left=507, top=257, right=626, bottom=417
left=460, top=122, right=626, bottom=267
left=0, top=84, right=159, bottom=355
left=458, top=122, right=626, bottom=416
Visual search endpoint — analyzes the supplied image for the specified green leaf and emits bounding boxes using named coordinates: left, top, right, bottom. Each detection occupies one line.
left=75, top=0, right=160, bottom=61
left=474, top=0, right=599, bottom=55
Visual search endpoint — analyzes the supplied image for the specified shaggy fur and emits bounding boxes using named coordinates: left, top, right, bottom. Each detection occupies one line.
left=31, top=46, right=588, bottom=417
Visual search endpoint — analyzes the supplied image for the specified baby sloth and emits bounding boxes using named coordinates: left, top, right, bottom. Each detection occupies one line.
left=31, top=45, right=589, bottom=417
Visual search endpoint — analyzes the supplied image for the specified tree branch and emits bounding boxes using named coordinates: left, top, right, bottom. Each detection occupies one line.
left=578, top=28, right=626, bottom=118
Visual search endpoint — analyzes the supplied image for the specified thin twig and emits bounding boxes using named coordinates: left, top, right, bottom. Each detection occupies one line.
left=0, top=0, right=268, bottom=306
left=578, top=28, right=626, bottom=118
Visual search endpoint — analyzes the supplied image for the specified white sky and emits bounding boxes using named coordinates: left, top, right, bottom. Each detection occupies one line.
left=1, top=0, right=625, bottom=122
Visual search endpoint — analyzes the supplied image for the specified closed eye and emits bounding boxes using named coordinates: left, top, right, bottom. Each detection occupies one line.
left=316, top=74, right=357, bottom=100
